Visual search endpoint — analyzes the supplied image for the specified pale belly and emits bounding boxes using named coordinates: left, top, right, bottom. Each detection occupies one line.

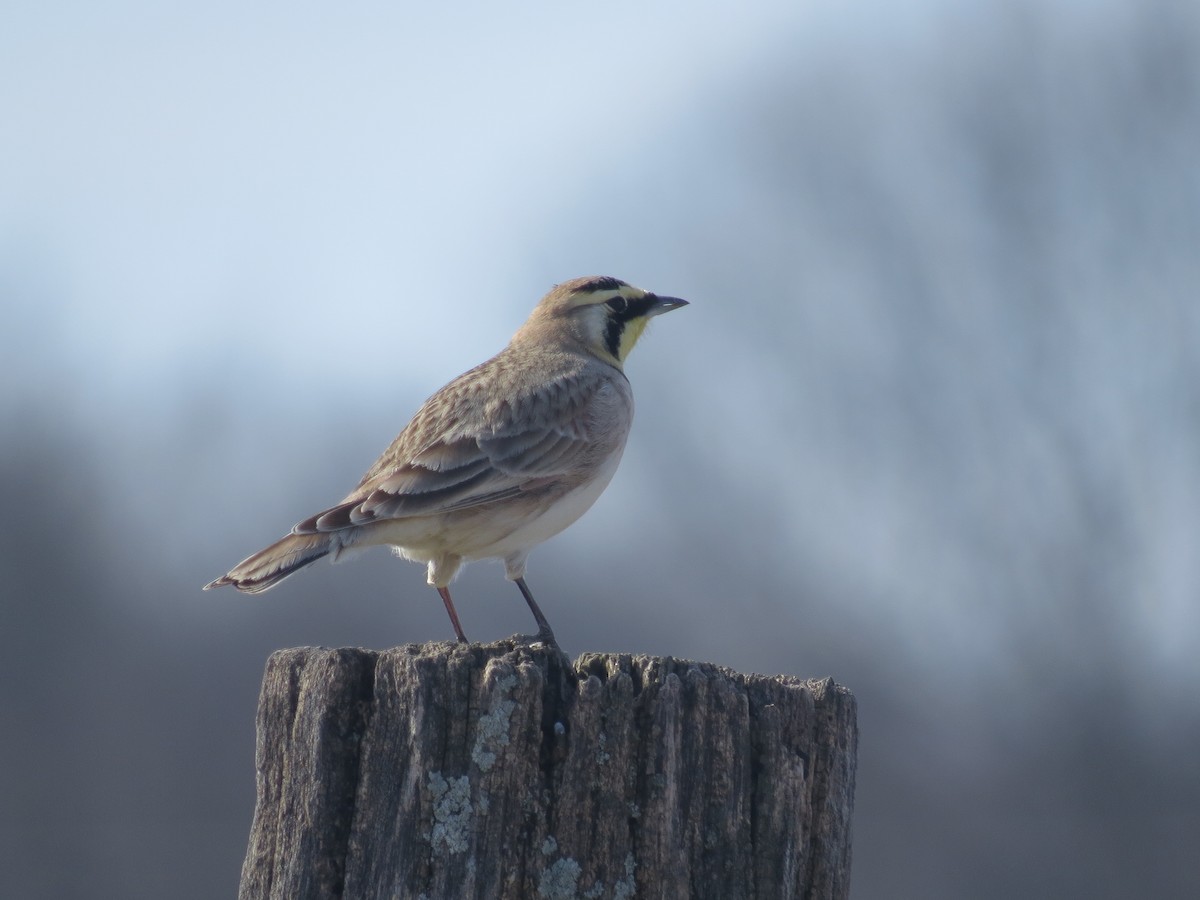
left=463, top=446, right=625, bottom=563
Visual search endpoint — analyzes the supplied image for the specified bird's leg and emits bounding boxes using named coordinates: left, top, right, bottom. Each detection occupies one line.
left=437, top=586, right=469, bottom=643
left=515, top=577, right=557, bottom=645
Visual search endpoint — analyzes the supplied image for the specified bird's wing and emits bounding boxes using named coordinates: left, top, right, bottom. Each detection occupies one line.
left=293, top=369, right=621, bottom=534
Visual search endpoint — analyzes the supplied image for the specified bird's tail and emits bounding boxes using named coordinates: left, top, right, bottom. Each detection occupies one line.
left=203, top=532, right=334, bottom=594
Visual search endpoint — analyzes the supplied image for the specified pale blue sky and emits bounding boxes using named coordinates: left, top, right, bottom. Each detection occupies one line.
left=2, top=1, right=808, bottom=385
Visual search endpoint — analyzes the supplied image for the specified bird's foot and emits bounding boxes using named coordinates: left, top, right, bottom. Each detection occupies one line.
left=513, top=626, right=562, bottom=652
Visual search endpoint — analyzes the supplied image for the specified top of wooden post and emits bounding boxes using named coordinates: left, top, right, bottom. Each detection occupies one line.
left=239, top=639, right=857, bottom=900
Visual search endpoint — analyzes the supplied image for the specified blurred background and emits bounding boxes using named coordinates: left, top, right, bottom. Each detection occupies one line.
left=2, top=0, right=1198, bottom=896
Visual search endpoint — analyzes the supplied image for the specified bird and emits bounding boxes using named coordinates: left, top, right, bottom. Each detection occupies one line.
left=204, top=275, right=688, bottom=645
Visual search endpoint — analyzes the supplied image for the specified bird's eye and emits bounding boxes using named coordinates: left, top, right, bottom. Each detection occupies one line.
left=606, top=296, right=629, bottom=314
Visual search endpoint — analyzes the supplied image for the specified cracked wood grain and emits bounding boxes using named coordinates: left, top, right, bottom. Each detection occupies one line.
left=239, top=640, right=856, bottom=900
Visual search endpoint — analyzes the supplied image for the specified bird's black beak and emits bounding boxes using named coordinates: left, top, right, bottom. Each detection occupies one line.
left=646, top=294, right=689, bottom=316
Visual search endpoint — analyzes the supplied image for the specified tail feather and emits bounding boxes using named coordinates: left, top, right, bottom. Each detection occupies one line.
left=204, top=532, right=334, bottom=594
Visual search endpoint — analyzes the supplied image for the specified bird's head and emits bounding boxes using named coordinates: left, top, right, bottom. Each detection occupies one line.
left=519, top=275, right=689, bottom=368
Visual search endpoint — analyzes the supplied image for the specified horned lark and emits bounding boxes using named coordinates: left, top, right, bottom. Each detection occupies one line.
left=204, top=275, right=687, bottom=644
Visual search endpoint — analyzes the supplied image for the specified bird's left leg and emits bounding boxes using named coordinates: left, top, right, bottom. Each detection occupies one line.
left=436, top=586, right=469, bottom=643
left=428, top=556, right=469, bottom=643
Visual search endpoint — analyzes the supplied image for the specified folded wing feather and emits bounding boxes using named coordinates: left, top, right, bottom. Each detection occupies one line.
left=293, top=372, right=604, bottom=535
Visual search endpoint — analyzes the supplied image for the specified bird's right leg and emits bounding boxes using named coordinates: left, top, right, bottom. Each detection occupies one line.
left=515, top=577, right=557, bottom=646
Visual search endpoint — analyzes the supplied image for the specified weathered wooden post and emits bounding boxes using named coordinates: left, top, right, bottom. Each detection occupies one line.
left=238, top=639, right=857, bottom=900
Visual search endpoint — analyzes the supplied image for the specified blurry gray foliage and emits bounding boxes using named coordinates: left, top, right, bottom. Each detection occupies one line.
left=685, top=4, right=1200, bottom=896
